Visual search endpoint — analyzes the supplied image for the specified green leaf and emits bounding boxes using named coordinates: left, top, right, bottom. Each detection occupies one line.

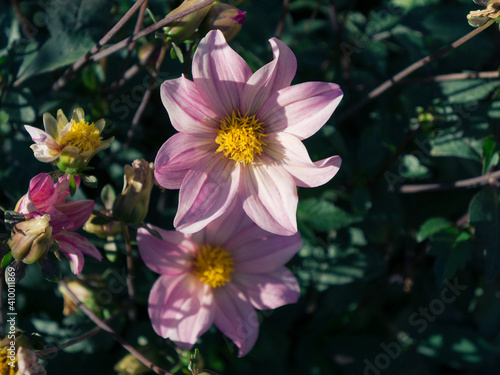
left=400, top=154, right=431, bottom=179
left=1, top=252, right=12, bottom=268
left=469, top=187, right=500, bottom=282
left=81, top=174, right=98, bottom=188
left=101, top=184, right=116, bottom=211
left=69, top=174, right=77, bottom=196
left=16, top=32, right=95, bottom=84
left=430, top=130, right=482, bottom=161
left=482, top=136, right=498, bottom=174
left=298, top=198, right=362, bottom=232
left=416, top=217, right=454, bottom=242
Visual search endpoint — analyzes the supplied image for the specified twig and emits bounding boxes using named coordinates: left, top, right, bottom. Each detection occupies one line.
left=114, top=0, right=150, bottom=92
left=127, top=42, right=169, bottom=148
left=400, top=70, right=499, bottom=84
left=10, top=0, right=34, bottom=39
left=395, top=169, right=500, bottom=194
left=338, top=19, right=496, bottom=122
left=89, top=0, right=218, bottom=63
left=274, top=0, right=290, bottom=39
left=123, top=225, right=136, bottom=321
left=58, top=279, right=172, bottom=375
left=36, top=312, right=122, bottom=356
left=17, top=0, right=148, bottom=90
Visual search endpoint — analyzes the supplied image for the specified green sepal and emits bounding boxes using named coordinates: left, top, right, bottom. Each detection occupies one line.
left=69, top=174, right=77, bottom=196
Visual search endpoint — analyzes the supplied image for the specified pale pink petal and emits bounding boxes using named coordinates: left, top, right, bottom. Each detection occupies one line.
left=232, top=268, right=300, bottom=310
left=55, top=231, right=102, bottom=274
left=239, top=158, right=297, bottom=235
left=25, top=126, right=61, bottom=162
left=29, top=144, right=61, bottom=162
left=240, top=38, right=297, bottom=115
left=137, top=226, right=197, bottom=276
left=55, top=200, right=94, bottom=231
left=203, top=198, right=252, bottom=247
left=160, top=77, right=219, bottom=133
left=258, top=82, right=343, bottom=140
left=192, top=30, right=252, bottom=117
left=155, top=133, right=216, bottom=190
left=266, top=133, right=342, bottom=187
left=174, top=157, right=240, bottom=234
left=54, top=174, right=79, bottom=203
left=213, top=283, right=259, bottom=357
left=148, top=274, right=214, bottom=348
left=228, top=230, right=302, bottom=273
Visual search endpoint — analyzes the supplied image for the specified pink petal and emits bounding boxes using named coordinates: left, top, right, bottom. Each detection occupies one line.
left=240, top=38, right=297, bottom=115
left=174, top=157, right=240, bottom=234
left=203, top=198, right=253, bottom=248
left=137, top=226, right=197, bottom=276
left=148, top=274, right=214, bottom=348
left=232, top=268, right=300, bottom=310
left=25, top=126, right=61, bottom=162
left=55, top=200, right=95, bottom=232
left=266, top=133, right=342, bottom=187
left=160, top=77, right=219, bottom=133
left=228, top=230, right=302, bottom=273
left=239, top=158, right=298, bottom=235
left=154, top=133, right=216, bottom=190
left=27, top=173, right=57, bottom=213
left=213, top=283, right=259, bottom=357
left=192, top=30, right=252, bottom=117
left=55, top=231, right=102, bottom=274
left=258, top=82, right=343, bottom=140
left=54, top=174, right=79, bottom=203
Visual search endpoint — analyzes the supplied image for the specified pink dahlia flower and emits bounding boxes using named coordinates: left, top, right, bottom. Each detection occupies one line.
left=16, top=173, right=102, bottom=274
left=137, top=202, right=302, bottom=356
left=155, top=30, right=343, bottom=236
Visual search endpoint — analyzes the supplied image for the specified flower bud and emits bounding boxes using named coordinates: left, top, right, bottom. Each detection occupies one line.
left=8, top=215, right=54, bottom=264
left=467, top=0, right=500, bottom=26
left=164, top=0, right=214, bottom=44
left=113, top=160, right=154, bottom=224
left=202, top=3, right=247, bottom=42
left=83, top=211, right=123, bottom=238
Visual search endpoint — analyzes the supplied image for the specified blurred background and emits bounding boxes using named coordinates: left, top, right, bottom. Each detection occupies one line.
left=1, top=0, right=500, bottom=374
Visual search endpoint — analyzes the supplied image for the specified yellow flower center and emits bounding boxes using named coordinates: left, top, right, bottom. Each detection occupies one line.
left=0, top=348, right=17, bottom=375
left=59, top=120, right=102, bottom=153
left=193, top=245, right=234, bottom=288
left=215, top=111, right=267, bottom=165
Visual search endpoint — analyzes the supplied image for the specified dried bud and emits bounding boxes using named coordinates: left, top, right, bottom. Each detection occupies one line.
left=58, top=276, right=104, bottom=316
left=467, top=0, right=500, bottom=26
left=16, top=346, right=47, bottom=375
left=113, top=160, right=154, bottom=224
left=202, top=3, right=247, bottom=42
left=8, top=215, right=54, bottom=264
left=164, top=0, right=214, bottom=44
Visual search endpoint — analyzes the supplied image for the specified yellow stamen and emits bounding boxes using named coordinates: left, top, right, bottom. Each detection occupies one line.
left=215, top=111, right=267, bottom=165
left=0, top=347, right=17, bottom=375
left=193, top=245, right=234, bottom=288
left=59, top=120, right=102, bottom=153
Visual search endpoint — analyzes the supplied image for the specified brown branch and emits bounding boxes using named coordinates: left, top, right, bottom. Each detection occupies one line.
left=338, top=19, right=496, bottom=123
left=89, top=0, right=218, bottom=63
left=274, top=0, right=290, bottom=39
left=400, top=70, right=500, bottom=84
left=58, top=279, right=172, bottom=375
left=10, top=0, right=35, bottom=39
left=395, top=169, right=500, bottom=194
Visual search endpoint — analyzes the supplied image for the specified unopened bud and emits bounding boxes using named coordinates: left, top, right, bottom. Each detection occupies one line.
left=467, top=0, right=500, bottom=26
left=8, top=215, right=54, bottom=264
left=113, top=160, right=155, bottom=224
left=164, top=0, right=214, bottom=44
left=202, top=3, right=247, bottom=42
left=83, top=211, right=123, bottom=238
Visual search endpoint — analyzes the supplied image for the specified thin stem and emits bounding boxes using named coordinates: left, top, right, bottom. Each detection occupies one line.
left=338, top=19, right=496, bottom=122
left=10, top=0, right=34, bottom=38
left=127, top=42, right=169, bottom=148
left=58, top=279, right=172, bottom=375
left=36, top=312, right=122, bottom=356
left=400, top=70, right=499, bottom=84
left=36, top=0, right=149, bottom=90
left=90, top=0, right=218, bottom=63
left=395, top=169, right=500, bottom=194
left=274, top=0, right=290, bottom=39
left=122, top=225, right=136, bottom=321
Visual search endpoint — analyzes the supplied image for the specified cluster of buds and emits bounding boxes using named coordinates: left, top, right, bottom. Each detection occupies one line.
left=164, top=0, right=247, bottom=44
